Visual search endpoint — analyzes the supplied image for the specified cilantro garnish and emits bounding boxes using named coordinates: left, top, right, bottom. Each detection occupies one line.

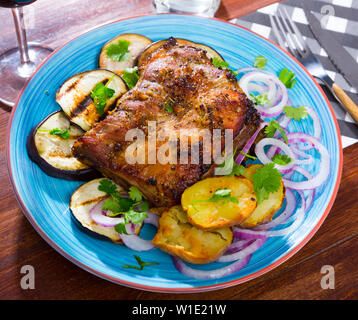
left=123, top=255, right=159, bottom=271
left=192, top=188, right=238, bottom=210
left=283, top=106, right=308, bottom=121
left=249, top=93, right=272, bottom=106
left=272, top=153, right=292, bottom=165
left=279, top=68, right=297, bottom=88
left=165, top=104, right=173, bottom=113
left=218, top=147, right=245, bottom=177
left=240, top=151, right=257, bottom=160
left=252, top=163, right=282, bottom=204
left=91, top=77, right=115, bottom=115
left=98, top=179, right=148, bottom=233
left=254, top=56, right=267, bottom=69
left=122, top=66, right=139, bottom=89
left=212, top=57, right=238, bottom=76
left=37, top=128, right=70, bottom=139
left=128, top=186, right=145, bottom=202
left=264, top=120, right=288, bottom=144
left=106, top=39, right=131, bottom=62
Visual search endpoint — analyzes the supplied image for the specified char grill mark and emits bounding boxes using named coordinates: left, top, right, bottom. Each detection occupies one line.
left=73, top=38, right=261, bottom=207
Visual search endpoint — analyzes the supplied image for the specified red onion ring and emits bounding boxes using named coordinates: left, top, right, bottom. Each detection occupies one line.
left=255, top=137, right=296, bottom=173
left=225, top=239, right=253, bottom=254
left=172, top=255, right=251, bottom=280
left=118, top=212, right=159, bottom=252
left=89, top=199, right=124, bottom=227
left=216, top=238, right=266, bottom=263
left=283, top=133, right=330, bottom=190
left=235, top=122, right=267, bottom=165
left=233, top=190, right=306, bottom=237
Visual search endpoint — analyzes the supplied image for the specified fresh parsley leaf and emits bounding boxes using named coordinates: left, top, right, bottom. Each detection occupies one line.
left=272, top=153, right=292, bottom=165
left=122, top=66, right=139, bottom=89
left=115, top=222, right=128, bottom=235
left=283, top=106, right=308, bottom=121
left=165, top=104, right=173, bottom=113
left=252, top=163, right=282, bottom=204
left=102, top=197, right=122, bottom=215
left=218, top=147, right=245, bottom=177
left=123, top=255, right=159, bottom=270
left=125, top=208, right=148, bottom=225
left=240, top=151, right=257, bottom=160
left=264, top=120, right=288, bottom=144
left=98, top=178, right=118, bottom=196
left=192, top=188, right=238, bottom=209
left=249, top=93, right=272, bottom=106
left=279, top=68, right=297, bottom=88
left=106, top=39, right=131, bottom=62
left=254, top=56, right=267, bottom=69
left=128, top=186, right=145, bottom=202
left=91, top=78, right=115, bottom=115
left=212, top=57, right=238, bottom=76
left=49, top=128, right=70, bottom=139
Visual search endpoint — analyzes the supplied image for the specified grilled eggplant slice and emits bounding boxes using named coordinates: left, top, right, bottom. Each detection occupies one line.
left=56, top=69, right=127, bottom=131
left=181, top=176, right=257, bottom=230
left=70, top=178, right=141, bottom=243
left=152, top=205, right=233, bottom=264
left=26, top=111, right=99, bottom=180
left=136, top=38, right=224, bottom=68
left=239, top=164, right=285, bottom=228
left=99, top=33, right=152, bottom=75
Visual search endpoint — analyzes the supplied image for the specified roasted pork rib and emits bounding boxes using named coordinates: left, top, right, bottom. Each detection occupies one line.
left=73, top=38, right=261, bottom=207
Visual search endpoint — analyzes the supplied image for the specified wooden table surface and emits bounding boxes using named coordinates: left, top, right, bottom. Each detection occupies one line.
left=1, top=0, right=357, bottom=300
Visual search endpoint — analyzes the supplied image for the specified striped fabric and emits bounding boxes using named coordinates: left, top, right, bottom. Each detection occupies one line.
left=232, top=0, right=358, bottom=148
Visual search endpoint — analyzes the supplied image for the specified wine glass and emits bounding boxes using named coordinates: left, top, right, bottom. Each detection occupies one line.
left=0, top=0, right=53, bottom=108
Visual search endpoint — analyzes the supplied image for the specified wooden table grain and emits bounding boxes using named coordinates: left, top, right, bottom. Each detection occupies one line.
left=1, top=0, right=357, bottom=300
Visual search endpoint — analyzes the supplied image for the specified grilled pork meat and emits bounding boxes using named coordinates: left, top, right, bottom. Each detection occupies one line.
left=73, top=37, right=261, bottom=207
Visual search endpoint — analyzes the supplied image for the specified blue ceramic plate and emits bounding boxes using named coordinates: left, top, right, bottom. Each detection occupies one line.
left=7, top=14, right=342, bottom=293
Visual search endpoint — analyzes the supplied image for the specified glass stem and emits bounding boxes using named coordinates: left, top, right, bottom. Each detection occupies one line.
left=12, top=7, right=31, bottom=64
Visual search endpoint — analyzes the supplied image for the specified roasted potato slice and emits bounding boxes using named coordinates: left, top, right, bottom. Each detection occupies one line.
left=152, top=205, right=233, bottom=264
left=70, top=178, right=141, bottom=243
left=99, top=33, right=152, bottom=75
left=181, top=176, right=257, bottom=230
left=239, top=164, right=285, bottom=228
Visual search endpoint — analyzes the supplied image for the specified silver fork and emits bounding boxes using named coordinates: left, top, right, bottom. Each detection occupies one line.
left=270, top=7, right=358, bottom=124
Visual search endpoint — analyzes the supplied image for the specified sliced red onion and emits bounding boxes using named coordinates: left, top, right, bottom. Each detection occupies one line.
left=233, top=190, right=306, bottom=237
left=283, top=133, right=330, bottom=190
left=225, top=239, right=253, bottom=254
left=290, top=145, right=314, bottom=165
left=118, top=212, right=159, bottom=252
left=172, top=255, right=251, bottom=280
left=239, top=71, right=289, bottom=118
left=255, top=137, right=296, bottom=173
left=235, top=122, right=267, bottom=165
left=288, top=166, right=315, bottom=211
left=89, top=199, right=125, bottom=227
left=305, top=106, right=321, bottom=139
left=217, top=238, right=266, bottom=263
left=253, top=189, right=296, bottom=230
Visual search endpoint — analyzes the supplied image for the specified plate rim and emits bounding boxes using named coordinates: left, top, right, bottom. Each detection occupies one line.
left=6, top=13, right=343, bottom=293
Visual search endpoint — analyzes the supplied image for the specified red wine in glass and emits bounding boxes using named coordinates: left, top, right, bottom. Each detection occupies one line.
left=0, top=0, right=53, bottom=107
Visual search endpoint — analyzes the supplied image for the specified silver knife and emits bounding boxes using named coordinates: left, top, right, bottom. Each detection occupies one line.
left=305, top=9, right=358, bottom=90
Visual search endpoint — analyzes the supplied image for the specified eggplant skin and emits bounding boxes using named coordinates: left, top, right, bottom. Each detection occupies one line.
left=26, top=111, right=100, bottom=181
